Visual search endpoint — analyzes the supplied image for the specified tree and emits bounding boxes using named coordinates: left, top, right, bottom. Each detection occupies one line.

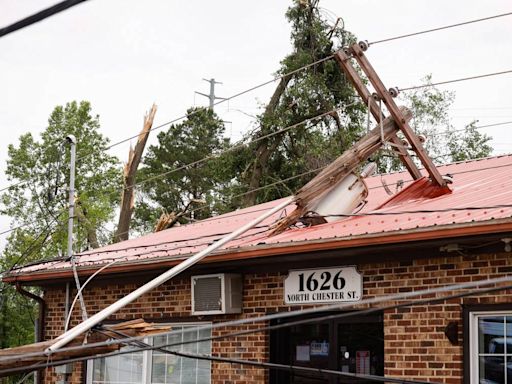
left=447, top=121, right=493, bottom=162
left=376, top=76, right=492, bottom=172
left=0, top=101, right=120, bottom=354
left=238, top=0, right=365, bottom=207
left=134, top=107, right=233, bottom=232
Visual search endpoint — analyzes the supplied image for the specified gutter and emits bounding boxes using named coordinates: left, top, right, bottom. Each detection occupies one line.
left=5, top=218, right=512, bottom=284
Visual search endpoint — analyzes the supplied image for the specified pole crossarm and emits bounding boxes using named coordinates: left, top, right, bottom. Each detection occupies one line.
left=334, top=50, right=422, bottom=180
left=347, top=42, right=447, bottom=187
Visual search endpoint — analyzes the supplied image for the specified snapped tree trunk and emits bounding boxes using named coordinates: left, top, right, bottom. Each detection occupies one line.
left=113, top=104, right=157, bottom=243
left=242, top=75, right=291, bottom=207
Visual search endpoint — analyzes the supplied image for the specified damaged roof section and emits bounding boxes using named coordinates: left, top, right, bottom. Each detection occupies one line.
left=4, top=154, right=512, bottom=283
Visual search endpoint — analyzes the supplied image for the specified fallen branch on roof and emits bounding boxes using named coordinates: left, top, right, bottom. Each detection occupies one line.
left=0, top=319, right=169, bottom=376
left=271, top=106, right=413, bottom=235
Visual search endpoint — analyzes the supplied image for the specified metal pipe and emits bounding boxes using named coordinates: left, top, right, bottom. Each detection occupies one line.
left=64, top=282, right=70, bottom=324
left=64, top=260, right=118, bottom=331
left=65, top=135, right=88, bottom=322
left=46, top=197, right=293, bottom=353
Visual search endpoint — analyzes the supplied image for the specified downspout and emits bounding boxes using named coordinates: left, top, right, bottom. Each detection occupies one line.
left=15, top=282, right=45, bottom=384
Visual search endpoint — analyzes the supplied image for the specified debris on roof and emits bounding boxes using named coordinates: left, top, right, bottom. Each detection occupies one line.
left=4, top=154, right=512, bottom=282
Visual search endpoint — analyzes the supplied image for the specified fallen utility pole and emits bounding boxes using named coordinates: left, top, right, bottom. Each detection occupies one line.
left=349, top=42, right=446, bottom=187
left=271, top=107, right=413, bottom=234
left=46, top=197, right=293, bottom=353
left=46, top=43, right=451, bottom=354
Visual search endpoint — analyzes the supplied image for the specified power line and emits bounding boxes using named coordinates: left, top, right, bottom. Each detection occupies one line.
left=0, top=0, right=88, bottom=39
left=1, top=275, right=510, bottom=372
left=10, top=225, right=273, bottom=271
left=101, top=329, right=438, bottom=384
left=12, top=197, right=512, bottom=274
left=127, top=107, right=345, bottom=190
left=98, top=55, right=335, bottom=154
left=0, top=55, right=335, bottom=195
left=7, top=156, right=512, bottom=272
left=0, top=104, right=345, bottom=241
left=399, top=69, right=512, bottom=91
left=432, top=121, right=512, bottom=136
left=369, top=11, right=512, bottom=45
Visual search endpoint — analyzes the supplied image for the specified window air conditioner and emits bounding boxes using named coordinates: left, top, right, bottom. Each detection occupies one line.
left=191, top=273, right=243, bottom=315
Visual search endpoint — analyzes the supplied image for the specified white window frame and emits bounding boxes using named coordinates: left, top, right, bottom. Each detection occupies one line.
left=86, top=322, right=212, bottom=384
left=469, top=310, right=512, bottom=384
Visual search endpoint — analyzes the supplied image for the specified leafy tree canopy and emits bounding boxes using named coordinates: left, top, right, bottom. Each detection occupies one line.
left=134, top=107, right=233, bottom=232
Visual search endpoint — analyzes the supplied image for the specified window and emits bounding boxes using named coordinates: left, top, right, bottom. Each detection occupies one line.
left=87, top=323, right=212, bottom=384
left=469, top=311, right=512, bottom=384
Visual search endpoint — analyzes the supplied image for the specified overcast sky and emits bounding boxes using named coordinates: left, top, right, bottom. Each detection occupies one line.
left=1, top=0, right=511, bottom=243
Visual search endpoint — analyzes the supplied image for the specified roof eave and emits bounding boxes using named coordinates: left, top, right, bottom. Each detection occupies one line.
left=5, top=217, right=512, bottom=284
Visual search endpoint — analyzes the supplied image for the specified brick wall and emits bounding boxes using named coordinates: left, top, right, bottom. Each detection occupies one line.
left=41, top=251, right=512, bottom=384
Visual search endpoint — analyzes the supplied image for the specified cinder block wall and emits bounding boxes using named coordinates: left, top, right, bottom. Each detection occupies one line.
left=41, top=252, right=512, bottom=384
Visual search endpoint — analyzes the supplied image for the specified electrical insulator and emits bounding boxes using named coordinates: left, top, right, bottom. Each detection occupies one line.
left=388, top=87, right=399, bottom=98
left=358, top=40, right=369, bottom=51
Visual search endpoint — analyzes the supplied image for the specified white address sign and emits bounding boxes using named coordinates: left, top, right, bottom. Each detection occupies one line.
left=284, top=266, right=362, bottom=304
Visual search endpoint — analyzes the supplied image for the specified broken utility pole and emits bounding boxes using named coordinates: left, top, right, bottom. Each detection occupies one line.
left=271, top=107, right=413, bottom=234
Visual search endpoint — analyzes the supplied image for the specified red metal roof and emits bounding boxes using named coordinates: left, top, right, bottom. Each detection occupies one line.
left=6, top=154, right=512, bottom=280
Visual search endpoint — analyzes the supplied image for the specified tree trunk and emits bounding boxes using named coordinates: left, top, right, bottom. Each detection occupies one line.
left=75, top=201, right=99, bottom=249
left=113, top=104, right=157, bottom=243
left=242, top=76, right=291, bottom=207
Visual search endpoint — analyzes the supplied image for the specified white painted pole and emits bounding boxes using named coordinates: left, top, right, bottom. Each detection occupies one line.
left=46, top=197, right=293, bottom=354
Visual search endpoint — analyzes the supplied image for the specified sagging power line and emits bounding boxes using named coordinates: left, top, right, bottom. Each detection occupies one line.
left=1, top=275, right=511, bottom=376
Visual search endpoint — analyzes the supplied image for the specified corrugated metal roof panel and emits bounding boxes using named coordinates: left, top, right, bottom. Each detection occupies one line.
left=8, top=154, right=512, bottom=276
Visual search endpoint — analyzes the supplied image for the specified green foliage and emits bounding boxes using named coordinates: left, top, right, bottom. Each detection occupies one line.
left=134, top=108, right=234, bottom=232
left=376, top=76, right=492, bottom=172
left=0, top=101, right=120, bottom=353
left=237, top=0, right=365, bottom=205
left=2, top=101, right=121, bottom=258
left=447, top=121, right=493, bottom=162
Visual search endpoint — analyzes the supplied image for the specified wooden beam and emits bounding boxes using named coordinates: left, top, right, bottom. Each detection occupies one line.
left=349, top=43, right=447, bottom=187
left=0, top=319, right=170, bottom=376
left=334, top=50, right=422, bottom=180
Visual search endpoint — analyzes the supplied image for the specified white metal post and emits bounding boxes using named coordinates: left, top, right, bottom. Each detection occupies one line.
left=65, top=135, right=88, bottom=323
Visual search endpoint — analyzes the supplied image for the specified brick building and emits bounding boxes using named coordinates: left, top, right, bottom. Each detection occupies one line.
left=4, top=155, right=512, bottom=384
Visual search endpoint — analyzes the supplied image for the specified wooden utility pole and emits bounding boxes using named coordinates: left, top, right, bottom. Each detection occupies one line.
left=342, top=42, right=447, bottom=187
left=334, top=50, right=422, bottom=180
left=271, top=107, right=413, bottom=234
